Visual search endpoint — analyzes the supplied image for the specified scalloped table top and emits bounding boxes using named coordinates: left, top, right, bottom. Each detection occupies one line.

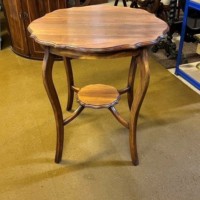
left=28, top=5, right=168, bottom=53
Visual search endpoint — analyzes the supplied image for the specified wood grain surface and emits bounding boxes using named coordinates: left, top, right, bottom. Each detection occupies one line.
left=28, top=5, right=168, bottom=53
left=77, top=84, right=120, bottom=108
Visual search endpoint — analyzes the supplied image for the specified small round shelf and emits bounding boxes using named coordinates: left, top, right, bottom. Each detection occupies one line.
left=77, top=84, right=120, bottom=109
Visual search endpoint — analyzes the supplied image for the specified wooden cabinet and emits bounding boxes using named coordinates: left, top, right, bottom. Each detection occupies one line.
left=2, top=0, right=66, bottom=59
left=3, top=0, right=108, bottom=59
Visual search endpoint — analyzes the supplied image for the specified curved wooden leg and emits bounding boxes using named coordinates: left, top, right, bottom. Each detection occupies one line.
left=63, top=57, right=74, bottom=111
left=109, top=106, right=129, bottom=129
left=122, top=0, right=127, bottom=7
left=127, top=56, right=137, bottom=110
left=42, top=48, right=64, bottom=163
left=114, top=0, right=119, bottom=6
left=114, top=0, right=127, bottom=6
left=63, top=106, right=84, bottom=125
left=129, top=49, right=150, bottom=165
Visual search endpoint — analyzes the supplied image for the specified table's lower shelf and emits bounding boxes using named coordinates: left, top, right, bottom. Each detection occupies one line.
left=73, top=84, right=128, bottom=128
left=77, top=84, right=120, bottom=109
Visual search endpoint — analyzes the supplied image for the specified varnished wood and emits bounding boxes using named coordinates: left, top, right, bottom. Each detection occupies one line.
left=129, top=48, right=150, bottom=165
left=118, top=87, right=131, bottom=95
left=77, top=84, right=120, bottom=109
left=42, top=48, right=64, bottom=163
left=2, top=0, right=29, bottom=56
left=127, top=55, right=138, bottom=110
left=109, top=106, right=129, bottom=128
left=63, top=57, right=74, bottom=111
left=28, top=5, right=168, bottom=165
left=50, top=47, right=140, bottom=60
left=28, top=5, right=168, bottom=53
left=72, top=86, right=80, bottom=92
left=2, top=0, right=66, bottom=59
left=63, top=106, right=84, bottom=125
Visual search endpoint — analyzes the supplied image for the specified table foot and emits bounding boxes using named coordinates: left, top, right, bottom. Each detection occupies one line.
left=132, top=155, right=139, bottom=166
left=55, top=125, right=64, bottom=163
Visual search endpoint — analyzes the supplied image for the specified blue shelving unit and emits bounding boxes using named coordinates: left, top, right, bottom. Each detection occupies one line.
left=175, top=0, right=200, bottom=90
left=0, top=25, right=1, bottom=50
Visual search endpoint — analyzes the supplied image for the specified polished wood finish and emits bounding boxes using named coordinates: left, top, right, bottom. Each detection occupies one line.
left=63, top=57, right=74, bottom=111
left=28, top=6, right=168, bottom=53
left=129, top=48, right=150, bottom=165
left=2, top=0, right=66, bottom=59
left=42, top=48, right=64, bottom=163
left=109, top=106, right=129, bottom=128
left=77, top=84, right=120, bottom=108
left=3, top=0, right=29, bottom=56
left=28, top=5, right=168, bottom=165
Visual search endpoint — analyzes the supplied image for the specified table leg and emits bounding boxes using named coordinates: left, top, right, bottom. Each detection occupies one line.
left=129, top=49, right=150, bottom=165
left=127, top=56, right=138, bottom=110
left=42, top=48, right=64, bottom=163
left=63, top=57, right=74, bottom=111
left=114, top=0, right=127, bottom=6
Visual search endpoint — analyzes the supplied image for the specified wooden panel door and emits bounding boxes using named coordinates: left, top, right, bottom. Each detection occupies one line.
left=3, top=0, right=66, bottom=59
left=21, top=0, right=66, bottom=59
left=2, top=0, right=29, bottom=56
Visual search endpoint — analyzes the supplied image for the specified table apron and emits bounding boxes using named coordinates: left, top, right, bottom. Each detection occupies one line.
left=49, top=47, right=141, bottom=59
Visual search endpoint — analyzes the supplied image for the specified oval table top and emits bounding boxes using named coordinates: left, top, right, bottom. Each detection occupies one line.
left=28, top=5, right=168, bottom=53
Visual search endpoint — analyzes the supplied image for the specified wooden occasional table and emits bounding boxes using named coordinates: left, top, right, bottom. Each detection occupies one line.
left=28, top=5, right=168, bottom=165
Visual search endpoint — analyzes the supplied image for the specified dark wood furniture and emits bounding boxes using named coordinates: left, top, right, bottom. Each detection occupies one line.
left=152, top=0, right=200, bottom=58
left=2, top=0, right=66, bottom=59
left=114, top=0, right=170, bottom=21
left=114, top=0, right=128, bottom=6
left=28, top=5, right=168, bottom=165
left=0, top=0, right=2, bottom=50
left=67, top=0, right=108, bottom=7
left=0, top=27, right=1, bottom=50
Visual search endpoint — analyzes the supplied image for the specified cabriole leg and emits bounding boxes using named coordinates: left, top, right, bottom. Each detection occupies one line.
left=42, top=48, right=64, bottom=163
left=129, top=49, right=150, bottom=165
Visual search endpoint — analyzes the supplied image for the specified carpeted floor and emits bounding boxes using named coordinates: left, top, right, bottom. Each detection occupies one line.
left=0, top=41, right=200, bottom=199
